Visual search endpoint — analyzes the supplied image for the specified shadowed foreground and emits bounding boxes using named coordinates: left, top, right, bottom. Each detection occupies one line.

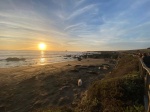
left=0, top=59, right=113, bottom=112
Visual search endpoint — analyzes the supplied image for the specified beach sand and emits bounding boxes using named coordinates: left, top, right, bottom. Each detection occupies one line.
left=0, top=58, right=114, bottom=112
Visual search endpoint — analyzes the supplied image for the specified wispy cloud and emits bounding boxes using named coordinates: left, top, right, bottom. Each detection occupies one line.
left=0, top=0, right=150, bottom=51
left=67, top=4, right=98, bottom=20
left=64, top=23, right=85, bottom=31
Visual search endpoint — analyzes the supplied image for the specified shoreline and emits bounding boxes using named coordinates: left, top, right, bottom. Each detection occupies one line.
left=0, top=58, right=76, bottom=68
left=0, top=50, right=83, bottom=68
left=0, top=58, right=76, bottom=69
left=0, top=58, right=107, bottom=84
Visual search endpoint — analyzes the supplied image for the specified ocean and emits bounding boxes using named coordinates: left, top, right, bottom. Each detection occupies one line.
left=0, top=50, right=83, bottom=68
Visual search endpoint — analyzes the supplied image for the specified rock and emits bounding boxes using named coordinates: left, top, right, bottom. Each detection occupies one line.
left=74, top=65, right=81, bottom=68
left=70, top=69, right=79, bottom=72
left=64, top=55, right=72, bottom=57
left=103, top=66, right=108, bottom=70
left=77, top=57, right=82, bottom=61
left=78, top=79, right=82, bottom=87
left=102, top=64, right=110, bottom=68
left=78, top=66, right=88, bottom=70
left=87, top=71, right=98, bottom=74
left=6, top=57, right=26, bottom=61
left=88, top=65, right=96, bottom=68
left=103, top=66, right=107, bottom=70
left=66, top=64, right=71, bottom=66
left=98, top=67, right=101, bottom=70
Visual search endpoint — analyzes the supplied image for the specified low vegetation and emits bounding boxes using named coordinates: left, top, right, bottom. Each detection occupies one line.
left=76, top=72, right=144, bottom=112
left=106, top=54, right=139, bottom=78
left=36, top=54, right=144, bottom=112
left=75, top=55, right=144, bottom=112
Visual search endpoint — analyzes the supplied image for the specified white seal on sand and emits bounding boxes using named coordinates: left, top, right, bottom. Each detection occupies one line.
left=78, top=79, right=82, bottom=86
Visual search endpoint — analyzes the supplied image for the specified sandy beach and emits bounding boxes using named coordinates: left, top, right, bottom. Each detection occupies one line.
left=0, top=59, right=109, bottom=85
left=0, top=58, right=114, bottom=112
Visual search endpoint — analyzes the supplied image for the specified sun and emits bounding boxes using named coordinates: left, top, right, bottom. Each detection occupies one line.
left=38, top=43, right=46, bottom=50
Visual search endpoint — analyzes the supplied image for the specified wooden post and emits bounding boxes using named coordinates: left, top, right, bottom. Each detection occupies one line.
left=139, top=58, right=150, bottom=112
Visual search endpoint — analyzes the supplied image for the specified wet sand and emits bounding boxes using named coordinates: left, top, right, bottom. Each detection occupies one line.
left=0, top=58, right=114, bottom=112
left=0, top=59, right=106, bottom=85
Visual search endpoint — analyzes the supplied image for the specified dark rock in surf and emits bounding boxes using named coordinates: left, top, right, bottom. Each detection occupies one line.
left=6, top=57, right=26, bottom=61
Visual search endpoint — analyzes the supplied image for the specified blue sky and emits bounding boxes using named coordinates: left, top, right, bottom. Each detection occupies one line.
left=0, top=0, right=150, bottom=51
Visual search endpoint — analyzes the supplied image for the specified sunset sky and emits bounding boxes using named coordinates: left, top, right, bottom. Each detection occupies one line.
left=0, top=0, right=150, bottom=51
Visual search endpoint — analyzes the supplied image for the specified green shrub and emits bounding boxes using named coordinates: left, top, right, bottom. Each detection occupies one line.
left=76, top=72, right=144, bottom=112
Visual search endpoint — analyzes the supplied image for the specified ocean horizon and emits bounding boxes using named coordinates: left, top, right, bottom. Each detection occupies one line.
left=0, top=50, right=83, bottom=68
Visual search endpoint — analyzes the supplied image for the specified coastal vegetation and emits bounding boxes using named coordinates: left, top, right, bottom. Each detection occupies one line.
left=35, top=54, right=144, bottom=112
left=75, top=55, right=144, bottom=112
left=76, top=72, right=144, bottom=112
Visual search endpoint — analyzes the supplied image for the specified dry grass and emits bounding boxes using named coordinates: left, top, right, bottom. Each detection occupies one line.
left=106, top=55, right=139, bottom=78
left=75, top=55, right=144, bottom=112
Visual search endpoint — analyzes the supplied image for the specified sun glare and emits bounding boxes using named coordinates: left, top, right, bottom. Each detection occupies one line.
left=39, top=43, right=46, bottom=50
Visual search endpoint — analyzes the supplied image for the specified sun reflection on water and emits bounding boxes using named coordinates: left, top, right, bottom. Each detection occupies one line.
left=40, top=51, right=46, bottom=65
